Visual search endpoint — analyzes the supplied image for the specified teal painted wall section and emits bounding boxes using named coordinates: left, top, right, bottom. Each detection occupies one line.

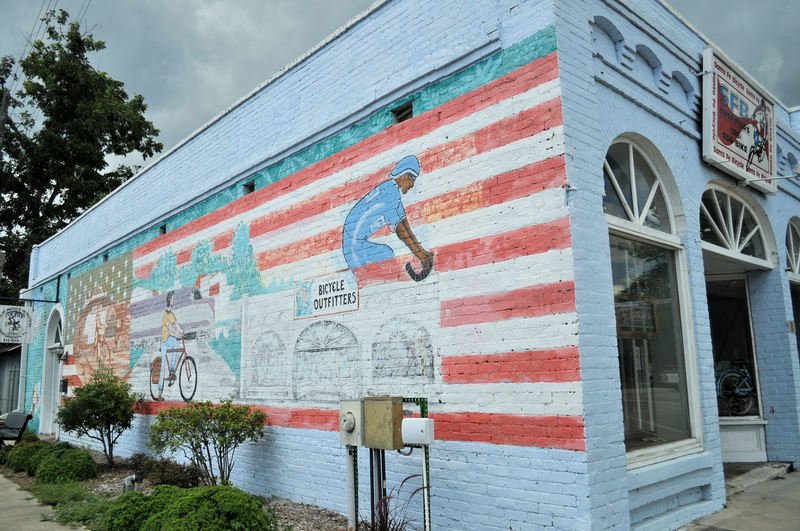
left=21, top=279, right=59, bottom=433
left=208, top=327, right=242, bottom=380
left=137, top=222, right=266, bottom=301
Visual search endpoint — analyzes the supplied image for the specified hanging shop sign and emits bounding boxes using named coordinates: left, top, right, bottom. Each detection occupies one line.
left=702, top=46, right=776, bottom=193
left=294, top=271, right=359, bottom=319
left=0, top=305, right=33, bottom=343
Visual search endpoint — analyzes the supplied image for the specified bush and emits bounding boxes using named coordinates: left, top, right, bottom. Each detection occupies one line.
left=26, top=443, right=72, bottom=475
left=0, top=445, right=11, bottom=464
left=7, top=442, right=47, bottom=472
left=141, top=485, right=278, bottom=531
left=57, top=365, right=143, bottom=468
left=130, top=453, right=201, bottom=488
left=103, top=485, right=185, bottom=531
left=21, top=429, right=39, bottom=443
left=35, top=448, right=98, bottom=483
left=149, top=399, right=266, bottom=485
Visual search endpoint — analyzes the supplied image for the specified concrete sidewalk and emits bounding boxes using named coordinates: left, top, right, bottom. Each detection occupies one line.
left=1, top=460, right=796, bottom=530
left=684, top=463, right=799, bottom=530
left=0, top=473, right=64, bottom=529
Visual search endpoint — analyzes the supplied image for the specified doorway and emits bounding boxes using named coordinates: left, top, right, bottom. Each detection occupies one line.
left=40, top=310, right=64, bottom=436
left=706, top=276, right=766, bottom=461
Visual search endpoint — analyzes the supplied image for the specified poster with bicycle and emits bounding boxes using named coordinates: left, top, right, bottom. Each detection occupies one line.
left=702, top=46, right=776, bottom=193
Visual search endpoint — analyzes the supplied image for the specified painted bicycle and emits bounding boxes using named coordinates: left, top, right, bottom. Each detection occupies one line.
left=716, top=363, right=756, bottom=416
left=149, top=331, right=198, bottom=402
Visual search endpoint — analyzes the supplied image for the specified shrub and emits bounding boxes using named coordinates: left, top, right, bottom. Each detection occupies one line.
left=35, top=447, right=98, bottom=483
left=141, top=485, right=278, bottom=531
left=21, top=429, right=39, bottom=443
left=130, top=452, right=200, bottom=487
left=0, top=445, right=11, bottom=464
left=26, top=443, right=71, bottom=475
left=149, top=399, right=266, bottom=485
left=103, top=485, right=185, bottom=531
left=57, top=365, right=143, bottom=468
left=7, top=441, right=47, bottom=472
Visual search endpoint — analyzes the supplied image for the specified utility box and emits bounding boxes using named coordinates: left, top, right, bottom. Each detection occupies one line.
left=339, top=399, right=364, bottom=446
left=401, top=417, right=435, bottom=445
left=363, top=396, right=404, bottom=450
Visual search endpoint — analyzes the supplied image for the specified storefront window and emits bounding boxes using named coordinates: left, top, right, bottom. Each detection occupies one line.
left=786, top=219, right=800, bottom=358
left=610, top=236, right=691, bottom=450
left=604, top=140, right=694, bottom=453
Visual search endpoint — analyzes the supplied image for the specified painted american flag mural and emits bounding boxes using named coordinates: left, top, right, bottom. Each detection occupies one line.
left=127, top=48, right=582, bottom=452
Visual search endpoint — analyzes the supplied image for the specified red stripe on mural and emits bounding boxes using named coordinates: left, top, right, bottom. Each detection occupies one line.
left=139, top=401, right=340, bottom=432
left=441, top=346, right=580, bottom=384
left=435, top=217, right=570, bottom=273
left=431, top=412, right=585, bottom=450
left=408, top=155, right=566, bottom=225
left=255, top=228, right=342, bottom=271
left=353, top=218, right=571, bottom=288
left=133, top=52, right=560, bottom=260
left=440, top=281, right=575, bottom=328
left=213, top=230, right=234, bottom=251
left=138, top=402, right=583, bottom=450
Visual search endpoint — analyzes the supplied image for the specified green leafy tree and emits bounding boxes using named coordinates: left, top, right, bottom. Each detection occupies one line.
left=149, top=399, right=267, bottom=486
left=0, top=9, right=162, bottom=299
left=57, top=366, right=143, bottom=468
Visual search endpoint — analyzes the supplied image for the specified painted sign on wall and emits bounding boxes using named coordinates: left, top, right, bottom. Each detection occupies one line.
left=702, top=46, right=776, bottom=193
left=295, top=271, right=359, bottom=319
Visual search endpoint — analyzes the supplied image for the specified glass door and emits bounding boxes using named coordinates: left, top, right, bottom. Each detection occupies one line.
left=707, top=278, right=761, bottom=417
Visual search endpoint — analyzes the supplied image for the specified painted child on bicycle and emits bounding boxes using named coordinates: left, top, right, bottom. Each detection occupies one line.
left=155, top=291, right=184, bottom=401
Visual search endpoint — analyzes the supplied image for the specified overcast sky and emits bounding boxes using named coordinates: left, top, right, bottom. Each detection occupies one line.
left=1, top=0, right=797, bottom=167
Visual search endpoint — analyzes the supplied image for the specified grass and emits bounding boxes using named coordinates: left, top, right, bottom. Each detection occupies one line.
left=26, top=482, right=111, bottom=529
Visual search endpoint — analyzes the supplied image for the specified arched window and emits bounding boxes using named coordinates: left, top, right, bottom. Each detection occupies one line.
left=604, top=139, right=697, bottom=458
left=786, top=217, right=800, bottom=278
left=700, top=187, right=766, bottom=262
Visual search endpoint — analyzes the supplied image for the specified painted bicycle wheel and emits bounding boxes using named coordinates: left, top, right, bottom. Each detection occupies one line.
left=179, top=356, right=198, bottom=402
left=717, top=370, right=755, bottom=416
left=149, top=358, right=161, bottom=401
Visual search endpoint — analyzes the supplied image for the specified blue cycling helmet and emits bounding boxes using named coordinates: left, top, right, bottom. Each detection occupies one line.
left=390, top=155, right=420, bottom=181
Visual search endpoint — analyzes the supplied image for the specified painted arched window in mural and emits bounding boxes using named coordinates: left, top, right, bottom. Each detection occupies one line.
left=604, top=139, right=696, bottom=457
left=293, top=320, right=360, bottom=401
left=700, top=188, right=765, bottom=260
left=603, top=141, right=672, bottom=233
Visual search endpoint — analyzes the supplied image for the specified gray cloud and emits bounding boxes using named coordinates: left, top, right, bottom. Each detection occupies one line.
left=2, top=0, right=797, bottom=172
left=667, top=0, right=800, bottom=107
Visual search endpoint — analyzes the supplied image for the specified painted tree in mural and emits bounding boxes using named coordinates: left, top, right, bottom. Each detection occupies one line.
left=0, top=9, right=162, bottom=300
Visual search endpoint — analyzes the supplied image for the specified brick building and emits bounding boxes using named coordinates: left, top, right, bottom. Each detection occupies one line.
left=16, top=0, right=800, bottom=528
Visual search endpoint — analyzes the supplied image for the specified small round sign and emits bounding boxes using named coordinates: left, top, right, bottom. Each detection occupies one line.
left=0, top=307, right=32, bottom=342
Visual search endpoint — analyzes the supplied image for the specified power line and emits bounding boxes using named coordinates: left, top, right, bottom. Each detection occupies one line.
left=77, top=0, right=92, bottom=26
left=8, top=0, right=54, bottom=98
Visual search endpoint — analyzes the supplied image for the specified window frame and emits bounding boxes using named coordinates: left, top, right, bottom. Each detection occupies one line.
left=604, top=139, right=703, bottom=468
left=699, top=184, right=773, bottom=271
left=786, top=217, right=800, bottom=283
